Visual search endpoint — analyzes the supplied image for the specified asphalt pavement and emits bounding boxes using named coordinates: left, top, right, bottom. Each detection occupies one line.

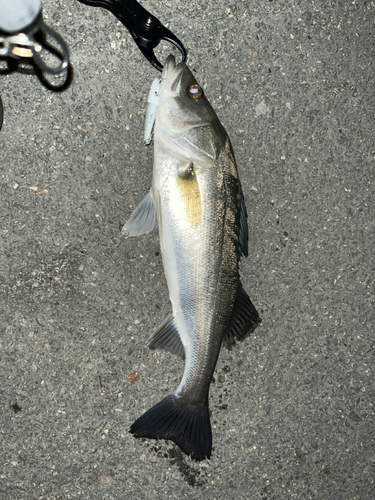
left=0, top=0, right=374, bottom=498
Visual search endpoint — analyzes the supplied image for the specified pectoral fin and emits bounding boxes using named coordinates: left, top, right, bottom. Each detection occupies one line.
left=122, top=190, right=156, bottom=236
left=147, top=314, right=185, bottom=360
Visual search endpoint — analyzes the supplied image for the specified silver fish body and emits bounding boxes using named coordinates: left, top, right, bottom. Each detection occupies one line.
left=124, top=56, right=259, bottom=460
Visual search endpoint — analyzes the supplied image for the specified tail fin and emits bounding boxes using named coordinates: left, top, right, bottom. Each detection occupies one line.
left=129, top=394, right=212, bottom=461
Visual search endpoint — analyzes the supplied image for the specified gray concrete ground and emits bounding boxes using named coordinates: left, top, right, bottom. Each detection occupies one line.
left=0, top=0, right=374, bottom=498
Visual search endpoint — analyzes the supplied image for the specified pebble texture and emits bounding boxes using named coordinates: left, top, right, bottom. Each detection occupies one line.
left=0, top=0, right=374, bottom=498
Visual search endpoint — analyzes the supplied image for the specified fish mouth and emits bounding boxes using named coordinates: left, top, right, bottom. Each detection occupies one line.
left=161, top=55, right=177, bottom=79
left=161, top=55, right=186, bottom=94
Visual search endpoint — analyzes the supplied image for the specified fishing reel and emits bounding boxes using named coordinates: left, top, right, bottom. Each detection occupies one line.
left=0, top=0, right=71, bottom=130
left=0, top=0, right=187, bottom=132
left=0, top=0, right=70, bottom=75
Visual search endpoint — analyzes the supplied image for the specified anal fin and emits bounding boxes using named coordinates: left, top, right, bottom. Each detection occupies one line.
left=147, top=314, right=185, bottom=360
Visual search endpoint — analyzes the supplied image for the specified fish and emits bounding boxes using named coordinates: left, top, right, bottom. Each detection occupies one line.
left=122, top=55, right=259, bottom=461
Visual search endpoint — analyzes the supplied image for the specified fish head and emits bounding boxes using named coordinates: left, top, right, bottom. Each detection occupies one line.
left=155, top=55, right=227, bottom=168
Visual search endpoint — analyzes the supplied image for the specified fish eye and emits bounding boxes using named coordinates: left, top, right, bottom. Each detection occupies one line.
left=187, top=84, right=203, bottom=100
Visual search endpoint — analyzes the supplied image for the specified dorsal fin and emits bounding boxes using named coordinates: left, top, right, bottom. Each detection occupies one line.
left=223, top=281, right=260, bottom=348
left=238, top=188, right=249, bottom=258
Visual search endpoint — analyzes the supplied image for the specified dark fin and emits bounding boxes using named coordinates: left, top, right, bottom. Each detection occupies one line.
left=130, top=394, right=212, bottom=461
left=177, top=161, right=194, bottom=180
left=238, top=188, right=249, bottom=258
left=147, top=314, right=185, bottom=360
left=223, top=281, right=260, bottom=348
left=121, top=190, right=156, bottom=236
